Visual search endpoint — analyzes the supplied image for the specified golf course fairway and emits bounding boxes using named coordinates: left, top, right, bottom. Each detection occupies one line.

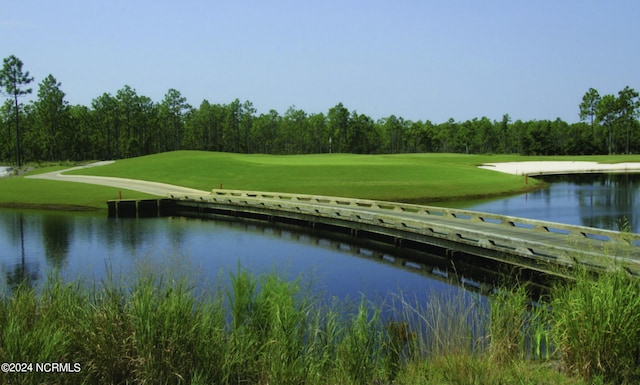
left=3, top=151, right=640, bottom=211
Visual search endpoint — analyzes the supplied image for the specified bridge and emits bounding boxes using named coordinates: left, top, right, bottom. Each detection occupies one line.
left=107, top=189, right=640, bottom=279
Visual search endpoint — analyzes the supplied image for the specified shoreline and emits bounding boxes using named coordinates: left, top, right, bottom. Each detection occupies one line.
left=2, top=159, right=639, bottom=213
left=0, top=202, right=101, bottom=212
left=479, top=161, right=640, bottom=176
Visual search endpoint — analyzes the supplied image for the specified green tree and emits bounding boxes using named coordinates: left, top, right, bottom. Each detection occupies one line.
left=499, top=114, right=511, bottom=153
left=282, top=106, right=308, bottom=154
left=405, top=121, right=423, bottom=153
left=597, top=94, right=620, bottom=155
left=511, top=119, right=527, bottom=154
left=564, top=122, right=593, bottom=155
left=520, top=120, right=554, bottom=155
left=457, top=119, right=476, bottom=153
left=477, top=117, right=498, bottom=153
left=382, top=115, right=407, bottom=153
left=327, top=103, right=350, bottom=153
left=114, top=85, right=157, bottom=157
left=136, top=95, right=157, bottom=155
left=159, top=88, right=190, bottom=151
left=183, top=100, right=208, bottom=150
left=32, top=74, right=70, bottom=161
left=549, top=118, right=569, bottom=155
left=115, top=85, right=139, bottom=157
left=437, top=118, right=458, bottom=153
left=417, top=120, right=437, bottom=152
left=348, top=112, right=378, bottom=154
left=221, top=99, right=242, bottom=152
left=617, top=86, right=639, bottom=154
left=252, top=109, right=281, bottom=153
left=240, top=100, right=256, bottom=153
left=579, top=87, right=601, bottom=142
left=0, top=100, right=15, bottom=161
left=307, top=112, right=328, bottom=153
left=183, top=100, right=228, bottom=151
left=68, top=104, right=93, bottom=160
left=0, top=55, right=34, bottom=166
left=91, top=92, right=120, bottom=159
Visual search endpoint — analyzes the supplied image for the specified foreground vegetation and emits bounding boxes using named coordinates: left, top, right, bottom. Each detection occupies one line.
left=2, top=263, right=640, bottom=384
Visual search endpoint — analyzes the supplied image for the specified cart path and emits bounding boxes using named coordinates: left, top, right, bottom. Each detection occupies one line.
left=26, top=160, right=640, bottom=197
left=26, top=161, right=208, bottom=196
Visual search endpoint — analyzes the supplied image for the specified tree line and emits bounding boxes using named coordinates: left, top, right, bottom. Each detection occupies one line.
left=1, top=55, right=639, bottom=165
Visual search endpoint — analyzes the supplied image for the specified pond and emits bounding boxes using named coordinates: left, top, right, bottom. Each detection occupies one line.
left=456, top=173, right=640, bottom=234
left=0, top=208, right=461, bottom=304
left=1, top=173, right=637, bottom=301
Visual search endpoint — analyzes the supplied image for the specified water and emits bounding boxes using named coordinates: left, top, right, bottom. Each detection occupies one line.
left=2, top=173, right=637, bottom=300
left=458, top=173, right=640, bottom=233
left=0, top=209, right=457, bottom=302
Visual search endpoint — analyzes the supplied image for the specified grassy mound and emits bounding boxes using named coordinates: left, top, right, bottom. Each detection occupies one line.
left=66, top=151, right=535, bottom=203
left=3, top=151, right=639, bottom=210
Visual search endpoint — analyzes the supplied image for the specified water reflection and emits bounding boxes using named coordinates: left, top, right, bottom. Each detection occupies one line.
left=462, top=173, right=640, bottom=233
left=2, top=173, right=637, bottom=296
left=0, top=213, right=40, bottom=290
left=571, top=174, right=639, bottom=231
left=42, top=214, right=72, bottom=267
left=0, top=209, right=465, bottom=302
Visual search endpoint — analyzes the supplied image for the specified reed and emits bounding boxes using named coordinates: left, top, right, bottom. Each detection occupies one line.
left=0, top=265, right=593, bottom=385
left=551, top=268, right=640, bottom=383
left=386, top=288, right=488, bottom=358
left=0, top=279, right=77, bottom=384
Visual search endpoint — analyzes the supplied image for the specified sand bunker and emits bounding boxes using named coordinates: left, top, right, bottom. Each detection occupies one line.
left=0, top=166, right=13, bottom=177
left=479, top=161, right=640, bottom=176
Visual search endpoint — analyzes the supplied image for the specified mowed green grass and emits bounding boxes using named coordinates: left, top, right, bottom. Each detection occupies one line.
left=0, top=166, right=155, bottom=210
left=66, top=151, right=536, bottom=202
left=2, top=151, right=639, bottom=211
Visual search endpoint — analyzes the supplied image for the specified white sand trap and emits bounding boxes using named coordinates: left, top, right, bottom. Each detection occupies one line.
left=0, top=166, right=13, bottom=177
left=479, top=161, right=640, bottom=176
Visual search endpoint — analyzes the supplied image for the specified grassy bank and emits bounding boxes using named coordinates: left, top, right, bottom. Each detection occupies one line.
left=0, top=165, right=157, bottom=210
left=0, top=265, right=608, bottom=385
left=65, top=152, right=640, bottom=199
left=2, top=151, right=639, bottom=210
left=66, top=151, right=539, bottom=202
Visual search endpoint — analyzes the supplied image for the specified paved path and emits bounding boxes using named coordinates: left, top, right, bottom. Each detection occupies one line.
left=26, top=160, right=640, bottom=197
left=26, top=161, right=208, bottom=196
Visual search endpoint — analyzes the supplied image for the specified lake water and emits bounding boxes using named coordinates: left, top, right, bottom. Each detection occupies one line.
left=0, top=209, right=459, bottom=303
left=459, top=173, right=640, bottom=233
left=1, top=173, right=637, bottom=300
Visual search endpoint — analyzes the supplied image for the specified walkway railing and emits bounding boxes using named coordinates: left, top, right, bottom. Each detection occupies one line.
left=168, top=189, right=640, bottom=275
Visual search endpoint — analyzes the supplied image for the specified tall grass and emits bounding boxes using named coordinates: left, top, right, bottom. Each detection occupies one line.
left=551, top=269, right=640, bottom=383
left=0, top=265, right=600, bottom=385
left=0, top=280, right=76, bottom=385
left=488, top=283, right=553, bottom=363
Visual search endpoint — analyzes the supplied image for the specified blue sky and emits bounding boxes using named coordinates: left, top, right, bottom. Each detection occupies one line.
left=2, top=1, right=639, bottom=123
